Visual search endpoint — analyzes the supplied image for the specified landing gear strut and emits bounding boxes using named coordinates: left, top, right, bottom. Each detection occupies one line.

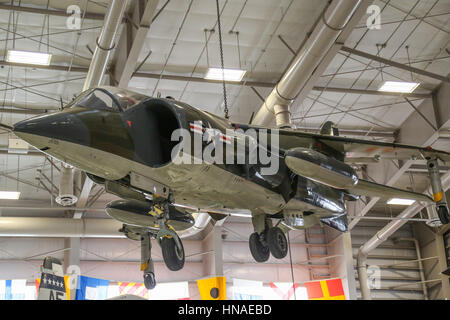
left=426, top=158, right=450, bottom=225
left=249, top=214, right=288, bottom=262
left=120, top=199, right=186, bottom=290
left=153, top=202, right=185, bottom=271
left=140, top=232, right=156, bottom=290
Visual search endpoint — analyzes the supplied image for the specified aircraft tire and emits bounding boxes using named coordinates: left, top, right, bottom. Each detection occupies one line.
left=249, top=232, right=270, bottom=263
left=437, top=206, right=450, bottom=225
left=267, top=227, right=288, bottom=259
left=161, top=237, right=185, bottom=271
left=144, top=272, right=156, bottom=290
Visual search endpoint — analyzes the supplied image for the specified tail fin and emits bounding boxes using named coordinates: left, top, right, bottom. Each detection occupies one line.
left=320, top=121, right=339, bottom=136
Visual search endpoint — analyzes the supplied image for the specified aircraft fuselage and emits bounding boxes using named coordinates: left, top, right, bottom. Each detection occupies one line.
left=13, top=87, right=349, bottom=231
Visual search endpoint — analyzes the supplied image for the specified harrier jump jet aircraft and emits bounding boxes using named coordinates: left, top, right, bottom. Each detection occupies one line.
left=13, top=86, right=450, bottom=289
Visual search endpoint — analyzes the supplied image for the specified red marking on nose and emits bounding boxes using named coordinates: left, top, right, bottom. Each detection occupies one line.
left=127, top=120, right=132, bottom=128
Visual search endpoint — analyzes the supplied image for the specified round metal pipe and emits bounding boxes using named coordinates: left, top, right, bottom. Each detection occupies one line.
left=0, top=217, right=124, bottom=238
left=0, top=213, right=211, bottom=239
left=56, top=164, right=77, bottom=206
left=178, top=212, right=211, bottom=239
left=83, top=0, right=128, bottom=91
left=251, top=0, right=363, bottom=127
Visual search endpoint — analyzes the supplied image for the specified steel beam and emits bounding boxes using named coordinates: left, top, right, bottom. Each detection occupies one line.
left=73, top=174, right=94, bottom=219
left=0, top=60, right=276, bottom=88
left=340, top=46, right=450, bottom=83
left=0, top=58, right=435, bottom=101
left=111, top=0, right=159, bottom=88
left=312, top=86, right=432, bottom=99
left=0, top=3, right=113, bottom=21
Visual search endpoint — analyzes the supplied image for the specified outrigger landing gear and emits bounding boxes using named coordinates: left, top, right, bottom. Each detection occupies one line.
left=140, top=232, right=156, bottom=290
left=249, top=214, right=288, bottom=262
left=119, top=199, right=186, bottom=290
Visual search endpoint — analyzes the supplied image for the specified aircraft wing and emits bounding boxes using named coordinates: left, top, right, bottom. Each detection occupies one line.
left=280, top=129, right=450, bottom=163
left=346, top=179, right=434, bottom=203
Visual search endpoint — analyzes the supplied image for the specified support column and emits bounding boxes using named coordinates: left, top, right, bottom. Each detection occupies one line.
left=435, top=233, right=450, bottom=299
left=63, top=238, right=80, bottom=300
left=202, top=223, right=225, bottom=277
left=326, top=230, right=358, bottom=300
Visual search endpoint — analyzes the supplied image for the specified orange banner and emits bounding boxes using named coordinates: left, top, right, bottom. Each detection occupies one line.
left=118, top=282, right=149, bottom=299
left=304, top=278, right=346, bottom=300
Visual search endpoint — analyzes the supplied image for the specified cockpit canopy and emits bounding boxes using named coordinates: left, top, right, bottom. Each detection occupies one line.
left=69, top=86, right=149, bottom=112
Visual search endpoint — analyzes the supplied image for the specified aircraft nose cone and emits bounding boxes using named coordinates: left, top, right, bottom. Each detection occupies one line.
left=13, top=112, right=90, bottom=146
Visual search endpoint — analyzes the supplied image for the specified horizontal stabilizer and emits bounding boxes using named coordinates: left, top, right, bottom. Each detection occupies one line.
left=346, top=179, right=433, bottom=204
left=320, top=214, right=348, bottom=232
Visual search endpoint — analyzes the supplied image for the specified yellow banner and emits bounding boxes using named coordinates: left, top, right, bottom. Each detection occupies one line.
left=197, top=276, right=226, bottom=300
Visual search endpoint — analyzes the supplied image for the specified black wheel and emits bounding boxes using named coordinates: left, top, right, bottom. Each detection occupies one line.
left=161, top=237, right=185, bottom=271
left=249, top=232, right=270, bottom=262
left=437, top=205, right=450, bottom=225
left=144, top=272, right=156, bottom=290
left=267, top=227, right=288, bottom=259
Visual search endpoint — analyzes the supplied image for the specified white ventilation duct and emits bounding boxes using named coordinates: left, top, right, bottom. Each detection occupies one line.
left=0, top=214, right=211, bottom=239
left=83, top=0, right=128, bottom=90
left=251, top=0, right=364, bottom=127
left=357, top=171, right=450, bottom=300
left=56, top=164, right=78, bottom=206
left=177, top=212, right=211, bottom=238
left=0, top=217, right=124, bottom=238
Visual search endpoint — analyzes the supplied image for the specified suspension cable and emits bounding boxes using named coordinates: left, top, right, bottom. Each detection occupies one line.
left=215, top=0, right=229, bottom=119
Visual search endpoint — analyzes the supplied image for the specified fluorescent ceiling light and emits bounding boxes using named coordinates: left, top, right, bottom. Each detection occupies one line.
left=0, top=191, right=20, bottom=200
left=379, top=81, right=419, bottom=93
left=6, top=50, right=52, bottom=66
left=387, top=198, right=415, bottom=205
left=204, top=68, right=246, bottom=82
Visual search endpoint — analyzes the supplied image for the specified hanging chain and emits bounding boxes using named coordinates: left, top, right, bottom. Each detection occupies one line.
left=216, top=0, right=229, bottom=119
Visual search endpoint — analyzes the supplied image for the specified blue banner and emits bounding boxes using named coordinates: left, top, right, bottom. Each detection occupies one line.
left=75, top=276, right=109, bottom=300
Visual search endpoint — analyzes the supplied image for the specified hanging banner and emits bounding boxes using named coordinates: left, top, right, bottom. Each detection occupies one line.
left=197, top=276, right=226, bottom=300
left=304, top=278, right=346, bottom=300
left=0, top=280, right=26, bottom=300
left=37, top=273, right=67, bottom=300
left=118, top=282, right=149, bottom=299
left=268, top=282, right=308, bottom=300
left=75, top=276, right=109, bottom=300
left=35, top=276, right=71, bottom=300
left=146, top=281, right=190, bottom=300
left=232, top=279, right=263, bottom=300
